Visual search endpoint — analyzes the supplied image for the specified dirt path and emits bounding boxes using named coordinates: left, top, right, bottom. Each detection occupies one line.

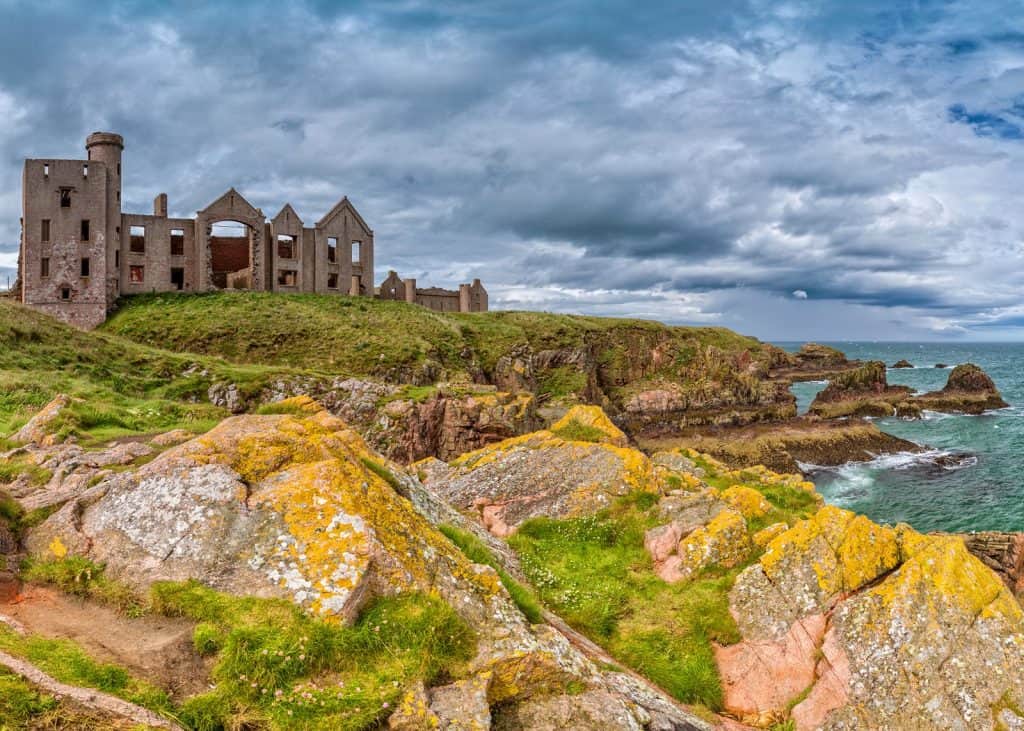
left=1, top=585, right=212, bottom=699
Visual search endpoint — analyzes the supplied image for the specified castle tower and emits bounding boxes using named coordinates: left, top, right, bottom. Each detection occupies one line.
left=85, top=132, right=124, bottom=301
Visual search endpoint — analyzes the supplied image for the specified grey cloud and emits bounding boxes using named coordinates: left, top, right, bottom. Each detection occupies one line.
left=2, top=0, right=1024, bottom=339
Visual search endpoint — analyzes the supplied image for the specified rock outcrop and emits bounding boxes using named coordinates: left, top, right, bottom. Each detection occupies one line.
left=912, top=363, right=1010, bottom=414
left=428, top=407, right=656, bottom=537
left=261, top=378, right=542, bottom=464
left=662, top=418, right=921, bottom=474
left=811, top=361, right=1008, bottom=420
left=720, top=506, right=1024, bottom=729
left=11, top=394, right=71, bottom=446
left=808, top=361, right=913, bottom=418
left=23, top=399, right=703, bottom=729
left=891, top=359, right=914, bottom=369
left=767, top=343, right=860, bottom=382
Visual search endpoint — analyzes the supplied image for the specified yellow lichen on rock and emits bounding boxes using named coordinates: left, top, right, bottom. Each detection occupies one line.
left=550, top=405, right=629, bottom=446
left=48, top=536, right=67, bottom=559
left=871, top=534, right=1023, bottom=621
left=752, top=522, right=788, bottom=548
left=676, top=508, right=752, bottom=581
left=720, top=485, right=772, bottom=519
left=759, top=505, right=900, bottom=599
left=836, top=514, right=900, bottom=593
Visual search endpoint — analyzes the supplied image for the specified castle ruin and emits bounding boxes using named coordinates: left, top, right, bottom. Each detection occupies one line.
left=15, top=132, right=487, bottom=329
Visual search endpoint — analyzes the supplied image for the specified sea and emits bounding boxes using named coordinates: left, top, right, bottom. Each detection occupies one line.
left=775, top=342, right=1024, bottom=533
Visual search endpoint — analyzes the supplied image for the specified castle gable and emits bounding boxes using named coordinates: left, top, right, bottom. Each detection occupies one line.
left=316, top=196, right=372, bottom=235
left=199, top=188, right=263, bottom=222
left=272, top=203, right=303, bottom=228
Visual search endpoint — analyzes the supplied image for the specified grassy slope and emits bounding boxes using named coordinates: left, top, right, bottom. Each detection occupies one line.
left=17, top=559, right=476, bottom=730
left=508, top=459, right=819, bottom=714
left=101, top=292, right=765, bottom=392
left=0, top=299, right=307, bottom=444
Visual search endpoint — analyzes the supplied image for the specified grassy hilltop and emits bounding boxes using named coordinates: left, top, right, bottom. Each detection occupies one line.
left=0, top=292, right=770, bottom=445
left=102, top=292, right=763, bottom=381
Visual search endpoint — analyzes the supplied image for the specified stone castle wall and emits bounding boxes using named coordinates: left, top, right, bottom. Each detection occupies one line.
left=18, top=132, right=485, bottom=329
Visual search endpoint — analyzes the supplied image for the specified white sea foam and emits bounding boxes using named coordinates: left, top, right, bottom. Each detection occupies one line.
left=799, top=448, right=975, bottom=475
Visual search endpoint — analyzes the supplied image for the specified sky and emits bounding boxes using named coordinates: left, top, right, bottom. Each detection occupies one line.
left=2, top=0, right=1024, bottom=341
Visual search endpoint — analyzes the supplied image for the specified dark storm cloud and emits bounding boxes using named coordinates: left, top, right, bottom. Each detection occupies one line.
left=2, top=0, right=1024, bottom=339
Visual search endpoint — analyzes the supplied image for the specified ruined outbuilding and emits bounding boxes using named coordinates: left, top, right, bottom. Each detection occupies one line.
left=17, top=132, right=486, bottom=329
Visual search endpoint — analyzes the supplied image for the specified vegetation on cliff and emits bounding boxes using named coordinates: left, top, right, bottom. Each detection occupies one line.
left=506, top=453, right=820, bottom=713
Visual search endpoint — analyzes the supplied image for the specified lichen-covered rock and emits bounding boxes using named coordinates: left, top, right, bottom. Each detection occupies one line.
left=723, top=507, right=1024, bottom=729
left=719, top=486, right=771, bottom=520
left=429, top=672, right=492, bottom=729
left=11, top=394, right=70, bottom=446
left=751, top=522, right=787, bottom=548
left=734, top=507, right=899, bottom=640
left=673, top=508, right=752, bottom=583
left=549, top=405, right=629, bottom=447
left=388, top=682, right=440, bottom=729
left=25, top=405, right=662, bottom=727
left=148, top=429, right=196, bottom=447
left=430, top=418, right=656, bottom=536
left=491, top=688, right=644, bottom=730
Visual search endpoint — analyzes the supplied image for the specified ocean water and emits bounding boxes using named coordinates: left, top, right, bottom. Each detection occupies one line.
left=776, top=342, right=1024, bottom=533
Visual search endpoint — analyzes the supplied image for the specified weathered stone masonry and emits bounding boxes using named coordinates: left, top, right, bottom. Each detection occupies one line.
left=17, top=132, right=487, bottom=329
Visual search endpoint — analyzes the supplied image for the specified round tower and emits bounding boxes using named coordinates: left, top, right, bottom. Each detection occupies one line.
left=85, top=132, right=124, bottom=303
left=85, top=132, right=123, bottom=180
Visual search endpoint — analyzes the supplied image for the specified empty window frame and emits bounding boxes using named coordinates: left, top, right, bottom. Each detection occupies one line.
left=327, top=237, right=338, bottom=263
left=327, top=272, right=339, bottom=289
left=129, top=225, right=146, bottom=253
left=80, top=257, right=90, bottom=278
left=81, top=219, right=90, bottom=241
left=59, top=188, right=72, bottom=208
left=43, top=164, right=49, bottom=177
left=277, top=269, right=297, bottom=287
left=170, top=267, right=185, bottom=291
left=83, top=164, right=89, bottom=177
left=115, top=250, right=120, bottom=268
left=351, top=240, right=361, bottom=264
left=40, top=257, right=50, bottom=278
left=61, top=287, right=70, bottom=301
left=170, top=229, right=185, bottom=256
left=277, top=235, right=296, bottom=259
left=129, top=265, right=144, bottom=283
left=41, top=219, right=50, bottom=242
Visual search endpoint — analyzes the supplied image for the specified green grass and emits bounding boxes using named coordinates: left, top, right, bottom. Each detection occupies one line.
left=437, top=524, right=544, bottom=623
left=101, top=292, right=767, bottom=395
left=17, top=559, right=478, bottom=730
left=0, top=626, right=175, bottom=717
left=0, top=299, right=311, bottom=446
left=505, top=457, right=820, bottom=713
left=150, top=581, right=476, bottom=730
left=359, top=457, right=405, bottom=494
left=21, top=556, right=148, bottom=617
left=550, top=419, right=609, bottom=443
left=0, top=669, right=60, bottom=726
left=537, top=366, right=588, bottom=402
left=508, top=504, right=739, bottom=711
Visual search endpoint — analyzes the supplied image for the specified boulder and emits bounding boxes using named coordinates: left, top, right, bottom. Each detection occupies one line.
left=430, top=413, right=658, bottom=536
left=11, top=394, right=70, bottom=446
left=891, top=359, right=913, bottom=369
